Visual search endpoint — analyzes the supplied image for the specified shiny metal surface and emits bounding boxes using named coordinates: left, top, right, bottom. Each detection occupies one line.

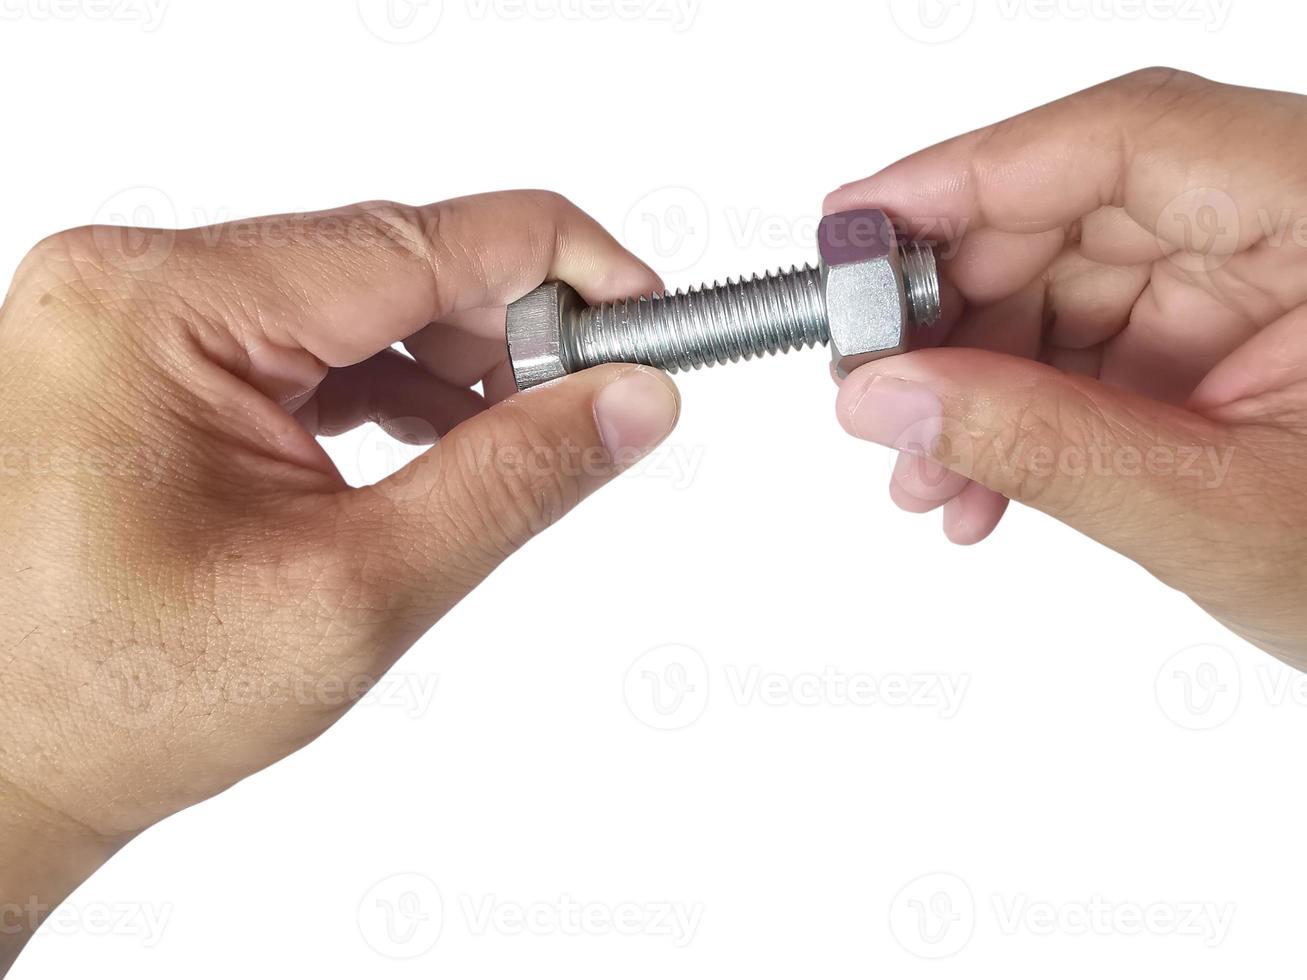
left=506, top=209, right=941, bottom=391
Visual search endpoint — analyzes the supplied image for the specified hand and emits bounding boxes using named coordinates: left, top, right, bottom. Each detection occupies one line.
left=828, top=68, right=1307, bottom=670
left=0, top=190, right=679, bottom=968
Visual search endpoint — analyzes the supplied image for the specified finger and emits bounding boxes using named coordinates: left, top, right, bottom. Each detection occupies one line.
left=1101, top=263, right=1260, bottom=404
left=943, top=481, right=1009, bottom=546
left=1190, top=305, right=1307, bottom=426
left=889, top=453, right=969, bottom=513
left=295, top=349, right=486, bottom=443
left=826, top=69, right=1180, bottom=237
left=836, top=347, right=1242, bottom=579
left=946, top=278, right=1046, bottom=357
left=335, top=365, right=679, bottom=615
left=908, top=283, right=1046, bottom=530
left=169, top=190, right=662, bottom=377
left=1078, top=206, right=1171, bottom=266
left=482, top=361, right=519, bottom=405
left=944, top=227, right=1065, bottom=306
left=826, top=68, right=1303, bottom=268
left=1043, top=250, right=1151, bottom=351
left=404, top=318, right=508, bottom=388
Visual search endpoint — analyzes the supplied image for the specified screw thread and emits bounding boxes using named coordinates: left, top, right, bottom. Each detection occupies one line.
left=565, top=265, right=829, bottom=375
left=900, top=242, right=941, bottom=327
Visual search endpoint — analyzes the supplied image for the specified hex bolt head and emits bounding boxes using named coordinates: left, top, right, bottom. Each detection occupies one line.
left=506, top=280, right=585, bottom=391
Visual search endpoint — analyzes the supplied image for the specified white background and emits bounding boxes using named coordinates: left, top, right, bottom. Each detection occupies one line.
left=3, top=0, right=1306, bottom=976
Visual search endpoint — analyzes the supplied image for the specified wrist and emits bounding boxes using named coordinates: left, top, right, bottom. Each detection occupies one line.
left=0, top=776, right=125, bottom=975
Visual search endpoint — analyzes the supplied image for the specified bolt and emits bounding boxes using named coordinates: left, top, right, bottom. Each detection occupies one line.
left=505, top=208, right=942, bottom=391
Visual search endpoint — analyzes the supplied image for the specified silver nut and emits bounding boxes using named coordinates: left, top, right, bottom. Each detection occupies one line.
left=506, top=281, right=584, bottom=390
left=818, top=208, right=912, bottom=379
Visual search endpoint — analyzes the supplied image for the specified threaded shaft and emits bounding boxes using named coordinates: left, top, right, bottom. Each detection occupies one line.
left=900, top=242, right=941, bottom=327
left=565, top=264, right=829, bottom=375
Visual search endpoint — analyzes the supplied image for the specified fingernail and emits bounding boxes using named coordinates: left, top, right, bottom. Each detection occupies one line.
left=594, top=369, right=679, bottom=462
left=842, top=375, right=942, bottom=455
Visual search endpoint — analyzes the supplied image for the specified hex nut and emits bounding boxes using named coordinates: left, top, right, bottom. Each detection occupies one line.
left=818, top=209, right=911, bottom=379
left=506, top=281, right=584, bottom=390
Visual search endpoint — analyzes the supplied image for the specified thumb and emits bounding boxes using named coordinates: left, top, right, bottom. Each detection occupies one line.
left=836, top=348, right=1246, bottom=575
left=341, top=363, right=679, bottom=613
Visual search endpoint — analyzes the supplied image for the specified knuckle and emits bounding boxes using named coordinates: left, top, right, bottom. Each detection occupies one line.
left=12, top=228, right=101, bottom=292
left=521, top=188, right=575, bottom=214
left=352, top=199, right=444, bottom=262
left=1113, top=66, right=1209, bottom=109
left=1119, top=65, right=1189, bottom=89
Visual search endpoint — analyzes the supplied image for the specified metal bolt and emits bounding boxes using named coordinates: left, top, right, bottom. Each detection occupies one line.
left=506, top=208, right=942, bottom=391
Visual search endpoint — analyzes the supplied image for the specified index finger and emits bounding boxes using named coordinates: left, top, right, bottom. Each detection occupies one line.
left=161, top=189, right=662, bottom=369
left=824, top=67, right=1283, bottom=248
